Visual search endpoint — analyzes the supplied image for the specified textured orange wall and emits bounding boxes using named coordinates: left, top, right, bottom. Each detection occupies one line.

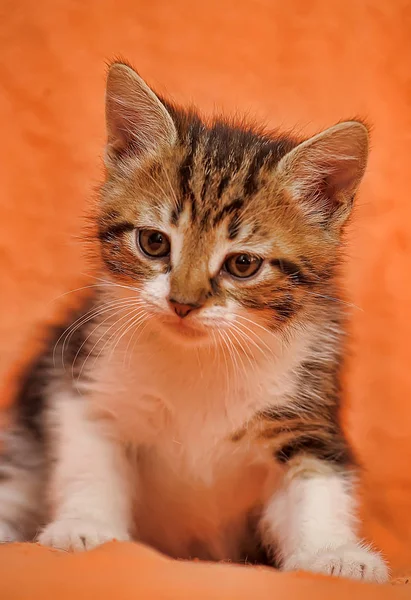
left=1, top=0, right=411, bottom=572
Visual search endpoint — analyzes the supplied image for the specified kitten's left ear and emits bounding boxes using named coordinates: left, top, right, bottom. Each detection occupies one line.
left=105, top=62, right=177, bottom=167
left=276, top=121, right=369, bottom=229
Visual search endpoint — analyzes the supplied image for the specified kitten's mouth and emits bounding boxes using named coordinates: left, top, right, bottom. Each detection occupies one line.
left=160, top=316, right=208, bottom=340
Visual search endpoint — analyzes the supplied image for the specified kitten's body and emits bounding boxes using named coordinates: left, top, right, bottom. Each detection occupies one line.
left=0, top=62, right=388, bottom=581
left=11, top=292, right=325, bottom=561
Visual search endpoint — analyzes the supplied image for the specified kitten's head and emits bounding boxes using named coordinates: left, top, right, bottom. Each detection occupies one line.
left=98, top=62, right=368, bottom=347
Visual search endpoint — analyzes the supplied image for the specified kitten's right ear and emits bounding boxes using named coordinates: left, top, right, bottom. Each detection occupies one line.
left=276, top=121, right=369, bottom=230
left=105, top=62, right=177, bottom=167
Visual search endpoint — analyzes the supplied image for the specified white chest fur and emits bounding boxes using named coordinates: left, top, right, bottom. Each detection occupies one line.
left=86, top=327, right=311, bottom=559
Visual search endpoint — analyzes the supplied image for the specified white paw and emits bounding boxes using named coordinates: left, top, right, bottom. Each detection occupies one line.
left=0, top=522, right=22, bottom=543
left=37, top=518, right=130, bottom=552
left=283, top=543, right=389, bottom=583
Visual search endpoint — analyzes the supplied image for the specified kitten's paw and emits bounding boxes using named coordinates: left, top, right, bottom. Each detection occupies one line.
left=283, top=543, right=389, bottom=583
left=37, top=518, right=130, bottom=552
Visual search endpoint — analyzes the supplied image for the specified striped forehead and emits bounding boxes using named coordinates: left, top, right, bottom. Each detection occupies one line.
left=130, top=119, right=298, bottom=270
left=168, top=200, right=272, bottom=276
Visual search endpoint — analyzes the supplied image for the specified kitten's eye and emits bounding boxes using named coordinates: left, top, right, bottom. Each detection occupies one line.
left=224, top=254, right=263, bottom=279
left=138, top=229, right=171, bottom=258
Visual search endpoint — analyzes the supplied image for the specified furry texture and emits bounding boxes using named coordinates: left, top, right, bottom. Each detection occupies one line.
left=0, top=63, right=388, bottom=582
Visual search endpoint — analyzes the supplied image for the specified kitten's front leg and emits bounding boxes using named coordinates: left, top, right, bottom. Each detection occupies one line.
left=260, top=456, right=389, bottom=582
left=38, top=392, right=131, bottom=551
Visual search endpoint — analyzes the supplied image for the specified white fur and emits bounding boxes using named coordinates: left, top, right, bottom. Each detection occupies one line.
left=38, top=393, right=132, bottom=550
left=16, top=302, right=386, bottom=579
left=92, top=318, right=309, bottom=473
left=260, top=457, right=388, bottom=582
left=141, top=273, right=170, bottom=312
left=37, top=318, right=312, bottom=558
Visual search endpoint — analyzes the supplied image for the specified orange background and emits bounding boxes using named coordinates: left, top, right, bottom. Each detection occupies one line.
left=1, top=0, right=411, bottom=587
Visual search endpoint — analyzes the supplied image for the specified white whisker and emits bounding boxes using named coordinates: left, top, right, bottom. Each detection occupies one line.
left=304, top=290, right=362, bottom=311
left=72, top=303, right=139, bottom=380
left=217, top=329, right=232, bottom=398
left=49, top=283, right=102, bottom=305
left=108, top=310, right=149, bottom=362
left=234, top=313, right=278, bottom=339
left=228, top=325, right=257, bottom=374
left=233, top=315, right=275, bottom=357
left=223, top=329, right=242, bottom=380
left=81, top=273, right=143, bottom=295
left=125, top=315, right=155, bottom=368
left=54, top=298, right=138, bottom=370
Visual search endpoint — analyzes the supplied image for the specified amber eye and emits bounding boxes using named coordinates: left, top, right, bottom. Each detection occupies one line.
left=224, top=253, right=263, bottom=279
left=138, top=229, right=171, bottom=258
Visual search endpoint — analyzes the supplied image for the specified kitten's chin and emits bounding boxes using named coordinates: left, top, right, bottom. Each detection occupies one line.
left=156, top=316, right=210, bottom=345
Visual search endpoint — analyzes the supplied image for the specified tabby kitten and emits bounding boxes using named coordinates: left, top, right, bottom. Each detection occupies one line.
left=0, top=62, right=388, bottom=582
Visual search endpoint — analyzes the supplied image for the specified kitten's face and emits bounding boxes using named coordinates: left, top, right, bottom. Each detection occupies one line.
left=100, top=150, right=321, bottom=345
left=98, top=63, right=369, bottom=347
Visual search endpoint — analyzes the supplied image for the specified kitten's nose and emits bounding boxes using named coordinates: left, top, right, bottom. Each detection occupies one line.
left=168, top=298, right=200, bottom=318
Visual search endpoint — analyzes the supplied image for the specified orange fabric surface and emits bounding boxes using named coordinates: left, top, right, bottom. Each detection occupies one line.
left=0, top=542, right=409, bottom=600
left=1, top=0, right=411, bottom=596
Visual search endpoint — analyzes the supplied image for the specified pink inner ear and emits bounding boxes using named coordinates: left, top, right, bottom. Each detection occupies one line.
left=297, top=163, right=358, bottom=223
left=106, top=98, right=143, bottom=159
left=106, top=89, right=152, bottom=160
left=327, top=159, right=363, bottom=195
left=105, top=64, right=177, bottom=165
left=280, top=122, right=368, bottom=226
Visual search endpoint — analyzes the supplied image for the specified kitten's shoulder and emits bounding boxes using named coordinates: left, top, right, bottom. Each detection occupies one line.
left=14, top=292, right=100, bottom=440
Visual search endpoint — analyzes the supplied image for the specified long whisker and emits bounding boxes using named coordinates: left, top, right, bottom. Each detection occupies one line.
left=217, top=329, right=232, bottom=398
left=233, top=316, right=275, bottom=357
left=92, top=308, right=148, bottom=372
left=81, top=273, right=142, bottom=295
left=54, top=298, right=137, bottom=369
left=72, top=302, right=139, bottom=379
left=222, top=329, right=241, bottom=380
left=218, top=329, right=242, bottom=421
left=83, top=309, right=143, bottom=375
left=304, top=290, right=363, bottom=311
left=61, top=298, right=136, bottom=349
left=74, top=305, right=146, bottom=385
left=234, top=313, right=280, bottom=341
left=231, top=322, right=272, bottom=363
left=126, top=315, right=155, bottom=369
left=228, top=325, right=257, bottom=373
left=210, top=329, right=219, bottom=371
left=107, top=309, right=149, bottom=362
left=49, top=283, right=103, bottom=305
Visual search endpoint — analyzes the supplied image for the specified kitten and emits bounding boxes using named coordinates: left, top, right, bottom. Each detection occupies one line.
left=0, top=62, right=388, bottom=582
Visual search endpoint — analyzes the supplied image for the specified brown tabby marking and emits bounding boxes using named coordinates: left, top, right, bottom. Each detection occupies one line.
left=0, top=62, right=388, bottom=585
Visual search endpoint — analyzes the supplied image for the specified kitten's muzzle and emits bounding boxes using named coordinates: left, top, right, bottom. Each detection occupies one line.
left=168, top=297, right=202, bottom=319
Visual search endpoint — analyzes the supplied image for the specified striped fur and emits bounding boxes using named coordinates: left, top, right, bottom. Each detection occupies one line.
left=0, top=62, right=388, bottom=581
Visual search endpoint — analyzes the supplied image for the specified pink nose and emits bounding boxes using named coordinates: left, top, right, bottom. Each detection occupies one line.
left=168, top=298, right=199, bottom=318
